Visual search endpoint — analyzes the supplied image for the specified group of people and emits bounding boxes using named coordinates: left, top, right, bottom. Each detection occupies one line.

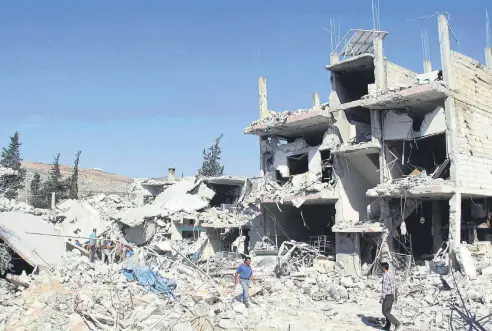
left=234, top=257, right=401, bottom=330
left=75, top=229, right=134, bottom=264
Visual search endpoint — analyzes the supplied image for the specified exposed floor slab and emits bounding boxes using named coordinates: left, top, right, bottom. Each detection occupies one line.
left=0, top=212, right=65, bottom=269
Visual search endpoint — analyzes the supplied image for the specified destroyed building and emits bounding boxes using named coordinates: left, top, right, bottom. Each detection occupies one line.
left=245, top=16, right=492, bottom=275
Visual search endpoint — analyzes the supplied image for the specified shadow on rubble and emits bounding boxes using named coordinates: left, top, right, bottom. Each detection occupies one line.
left=357, top=314, right=385, bottom=329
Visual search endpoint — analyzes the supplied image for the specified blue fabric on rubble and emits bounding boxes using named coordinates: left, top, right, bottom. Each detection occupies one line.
left=121, top=267, right=177, bottom=300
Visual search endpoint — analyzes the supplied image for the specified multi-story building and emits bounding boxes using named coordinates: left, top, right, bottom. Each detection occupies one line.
left=245, top=15, right=492, bottom=275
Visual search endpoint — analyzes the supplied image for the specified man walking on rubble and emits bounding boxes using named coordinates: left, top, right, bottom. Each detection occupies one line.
left=89, top=228, right=97, bottom=263
left=380, top=262, right=401, bottom=330
left=234, top=256, right=254, bottom=308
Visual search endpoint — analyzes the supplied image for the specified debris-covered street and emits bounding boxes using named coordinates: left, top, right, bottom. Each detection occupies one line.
left=1, top=2, right=492, bottom=331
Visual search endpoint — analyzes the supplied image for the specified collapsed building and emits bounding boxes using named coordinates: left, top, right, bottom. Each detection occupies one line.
left=244, top=16, right=492, bottom=275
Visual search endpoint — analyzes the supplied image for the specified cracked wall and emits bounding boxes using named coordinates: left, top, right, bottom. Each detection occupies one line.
left=451, top=51, right=492, bottom=193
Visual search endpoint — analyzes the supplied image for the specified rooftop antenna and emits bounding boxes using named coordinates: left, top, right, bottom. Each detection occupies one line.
left=323, top=18, right=342, bottom=54
left=421, top=29, right=430, bottom=62
left=372, top=0, right=381, bottom=31
left=330, top=18, right=334, bottom=53
left=487, top=9, right=491, bottom=48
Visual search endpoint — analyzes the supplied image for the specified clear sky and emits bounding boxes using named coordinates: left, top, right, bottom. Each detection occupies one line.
left=0, top=1, right=489, bottom=178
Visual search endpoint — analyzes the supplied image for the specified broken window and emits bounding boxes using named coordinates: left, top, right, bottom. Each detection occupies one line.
left=392, top=200, right=449, bottom=259
left=335, top=68, right=375, bottom=104
left=275, top=170, right=288, bottom=185
left=320, top=150, right=334, bottom=184
left=208, top=184, right=242, bottom=207
left=461, top=199, right=487, bottom=244
left=263, top=203, right=336, bottom=254
left=287, top=153, right=309, bottom=176
left=385, top=133, right=448, bottom=179
left=360, top=233, right=380, bottom=264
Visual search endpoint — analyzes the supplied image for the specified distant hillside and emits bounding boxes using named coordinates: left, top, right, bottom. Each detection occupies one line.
left=17, top=162, right=134, bottom=202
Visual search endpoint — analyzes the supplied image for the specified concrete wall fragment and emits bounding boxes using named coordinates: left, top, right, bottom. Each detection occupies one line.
left=383, top=111, right=413, bottom=140
left=420, top=106, right=446, bottom=137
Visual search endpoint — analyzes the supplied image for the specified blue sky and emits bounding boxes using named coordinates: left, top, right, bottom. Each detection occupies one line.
left=0, top=1, right=489, bottom=178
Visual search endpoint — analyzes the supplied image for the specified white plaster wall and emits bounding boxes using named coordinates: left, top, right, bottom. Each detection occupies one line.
left=451, top=51, right=492, bottom=194
left=383, top=111, right=413, bottom=140
left=420, top=106, right=446, bottom=137
left=169, top=222, right=183, bottom=241
left=335, top=232, right=361, bottom=276
left=334, top=156, right=372, bottom=224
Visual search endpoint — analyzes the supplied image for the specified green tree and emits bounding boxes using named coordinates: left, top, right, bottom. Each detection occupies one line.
left=41, top=153, right=69, bottom=204
left=29, top=172, right=47, bottom=208
left=0, top=132, right=26, bottom=200
left=198, top=134, right=224, bottom=177
left=69, top=151, right=81, bottom=199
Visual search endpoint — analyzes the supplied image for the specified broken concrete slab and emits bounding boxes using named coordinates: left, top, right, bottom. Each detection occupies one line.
left=456, top=245, right=477, bottom=280
left=56, top=200, right=105, bottom=237
left=115, top=205, right=165, bottom=227
left=198, top=183, right=216, bottom=201
left=0, top=212, right=65, bottom=269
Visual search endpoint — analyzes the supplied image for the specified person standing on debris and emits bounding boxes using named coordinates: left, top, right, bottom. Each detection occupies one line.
left=380, top=262, right=401, bottom=331
left=102, top=237, right=115, bottom=265
left=234, top=256, right=254, bottom=308
left=89, top=229, right=97, bottom=263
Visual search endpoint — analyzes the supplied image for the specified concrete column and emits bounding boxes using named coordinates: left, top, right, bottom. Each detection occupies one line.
left=259, top=76, right=268, bottom=120
left=379, top=198, right=394, bottom=252
left=432, top=201, right=442, bottom=253
left=373, top=36, right=386, bottom=91
left=449, top=193, right=462, bottom=251
left=438, top=14, right=458, bottom=183
left=335, top=233, right=361, bottom=276
left=330, top=52, right=339, bottom=65
left=168, top=168, right=176, bottom=182
left=424, top=59, right=432, bottom=73
left=486, top=48, right=492, bottom=69
left=259, top=138, right=265, bottom=177
left=313, top=92, right=320, bottom=109
left=438, top=15, right=453, bottom=89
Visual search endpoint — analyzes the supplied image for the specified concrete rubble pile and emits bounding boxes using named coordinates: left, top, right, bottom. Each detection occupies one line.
left=0, top=196, right=45, bottom=215
left=361, top=74, right=446, bottom=100
left=251, top=176, right=332, bottom=204
left=368, top=171, right=451, bottom=197
left=246, top=108, right=313, bottom=131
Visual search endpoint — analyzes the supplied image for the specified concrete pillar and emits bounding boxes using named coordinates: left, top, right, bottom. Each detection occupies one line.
left=449, top=193, right=462, bottom=251
left=330, top=52, right=339, bottom=65
left=438, top=14, right=458, bottom=183
left=329, top=53, right=341, bottom=106
left=379, top=198, right=394, bottom=252
left=373, top=36, right=386, bottom=91
left=486, top=48, right=492, bottom=69
left=313, top=92, right=320, bottom=109
left=438, top=15, right=453, bottom=89
left=168, top=168, right=176, bottom=182
left=335, top=232, right=361, bottom=276
left=424, top=59, right=432, bottom=73
left=432, top=201, right=442, bottom=253
left=259, top=76, right=268, bottom=120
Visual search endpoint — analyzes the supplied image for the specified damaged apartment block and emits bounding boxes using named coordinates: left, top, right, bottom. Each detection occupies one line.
left=244, top=16, right=492, bottom=276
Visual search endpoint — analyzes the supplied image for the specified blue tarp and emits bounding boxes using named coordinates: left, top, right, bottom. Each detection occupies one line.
left=121, top=267, right=177, bottom=300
